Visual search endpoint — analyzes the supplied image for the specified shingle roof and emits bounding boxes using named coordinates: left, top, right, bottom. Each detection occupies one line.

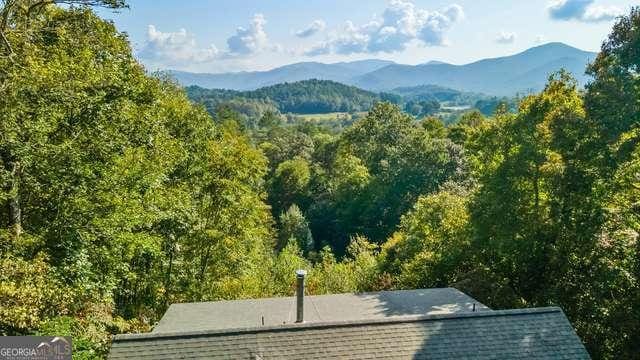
left=152, top=288, right=489, bottom=334
left=109, top=307, right=590, bottom=359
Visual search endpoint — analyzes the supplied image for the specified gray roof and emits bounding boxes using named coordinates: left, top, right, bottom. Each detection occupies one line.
left=152, top=288, right=489, bottom=334
left=109, top=307, right=590, bottom=359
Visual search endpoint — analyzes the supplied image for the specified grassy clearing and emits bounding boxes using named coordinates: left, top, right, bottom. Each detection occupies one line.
left=293, top=112, right=367, bottom=122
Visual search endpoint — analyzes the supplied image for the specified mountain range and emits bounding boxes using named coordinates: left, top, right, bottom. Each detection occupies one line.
left=169, top=43, right=597, bottom=96
left=170, top=59, right=394, bottom=92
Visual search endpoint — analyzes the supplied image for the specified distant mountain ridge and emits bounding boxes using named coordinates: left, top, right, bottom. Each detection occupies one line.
left=170, top=59, right=395, bottom=91
left=169, top=43, right=597, bottom=96
left=355, top=43, right=596, bottom=95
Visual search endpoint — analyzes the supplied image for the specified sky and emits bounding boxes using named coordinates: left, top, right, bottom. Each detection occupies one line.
left=95, top=0, right=640, bottom=73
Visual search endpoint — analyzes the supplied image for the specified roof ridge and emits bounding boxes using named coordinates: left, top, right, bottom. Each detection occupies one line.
left=165, top=287, right=460, bottom=307
left=113, top=306, right=563, bottom=343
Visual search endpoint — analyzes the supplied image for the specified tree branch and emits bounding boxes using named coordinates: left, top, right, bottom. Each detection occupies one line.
left=0, top=29, right=12, bottom=55
left=1, top=0, right=16, bottom=32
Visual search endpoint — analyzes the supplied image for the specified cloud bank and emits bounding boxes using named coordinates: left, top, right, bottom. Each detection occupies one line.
left=139, top=25, right=219, bottom=65
left=547, top=0, right=622, bottom=22
left=305, top=0, right=464, bottom=56
left=295, top=20, right=326, bottom=38
left=139, top=14, right=279, bottom=67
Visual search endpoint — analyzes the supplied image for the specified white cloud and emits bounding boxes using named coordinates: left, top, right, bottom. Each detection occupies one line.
left=443, top=4, right=465, bottom=22
left=547, top=0, right=622, bottom=22
left=226, top=14, right=276, bottom=55
left=139, top=14, right=280, bottom=69
left=535, top=34, right=546, bottom=44
left=139, top=25, right=219, bottom=65
left=304, top=42, right=333, bottom=56
left=419, top=6, right=464, bottom=46
left=304, top=0, right=464, bottom=56
left=495, top=31, right=517, bottom=44
left=295, top=20, right=326, bottom=38
left=582, top=4, right=623, bottom=21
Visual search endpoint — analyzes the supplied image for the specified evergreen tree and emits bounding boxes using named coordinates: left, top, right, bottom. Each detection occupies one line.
left=277, top=204, right=313, bottom=253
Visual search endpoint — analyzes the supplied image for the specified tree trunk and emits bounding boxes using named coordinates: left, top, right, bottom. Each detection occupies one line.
left=164, top=239, right=175, bottom=309
left=9, top=161, right=21, bottom=238
left=198, top=246, right=211, bottom=301
left=533, top=167, right=540, bottom=217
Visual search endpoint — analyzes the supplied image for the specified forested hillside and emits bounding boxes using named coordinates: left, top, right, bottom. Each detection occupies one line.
left=1, top=2, right=639, bottom=360
left=185, top=80, right=499, bottom=123
left=186, top=79, right=385, bottom=115
left=390, top=84, right=484, bottom=104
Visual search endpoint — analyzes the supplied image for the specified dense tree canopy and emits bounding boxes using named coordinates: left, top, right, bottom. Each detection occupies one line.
left=0, top=2, right=275, bottom=356
left=186, top=79, right=382, bottom=115
left=403, top=99, right=440, bottom=117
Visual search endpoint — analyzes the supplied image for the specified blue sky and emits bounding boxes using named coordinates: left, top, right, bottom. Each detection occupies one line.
left=96, top=0, right=639, bottom=73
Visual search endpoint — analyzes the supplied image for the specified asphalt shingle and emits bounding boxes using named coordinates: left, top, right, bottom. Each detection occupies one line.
left=109, top=307, right=590, bottom=359
left=152, top=288, right=489, bottom=334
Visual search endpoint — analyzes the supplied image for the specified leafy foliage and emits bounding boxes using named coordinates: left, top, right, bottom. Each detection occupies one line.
left=404, top=99, right=440, bottom=117
left=277, top=204, right=313, bottom=253
left=0, top=2, right=272, bottom=355
left=380, top=186, right=472, bottom=289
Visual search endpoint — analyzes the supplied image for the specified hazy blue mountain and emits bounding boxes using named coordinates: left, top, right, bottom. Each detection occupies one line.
left=169, top=60, right=395, bottom=90
left=422, top=60, right=449, bottom=65
left=354, top=43, right=597, bottom=95
left=170, top=43, right=596, bottom=96
left=330, top=59, right=396, bottom=73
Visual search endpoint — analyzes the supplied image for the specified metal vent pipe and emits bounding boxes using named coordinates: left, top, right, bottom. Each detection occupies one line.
left=295, top=270, right=306, bottom=323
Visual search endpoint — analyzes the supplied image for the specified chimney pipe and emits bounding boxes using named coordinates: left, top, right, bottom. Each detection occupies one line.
left=295, top=269, right=306, bottom=323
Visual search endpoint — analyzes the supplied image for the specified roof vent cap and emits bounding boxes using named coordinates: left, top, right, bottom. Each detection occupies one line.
left=295, top=270, right=306, bottom=323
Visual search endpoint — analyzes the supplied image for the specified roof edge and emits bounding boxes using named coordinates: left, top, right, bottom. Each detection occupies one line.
left=113, top=306, right=563, bottom=343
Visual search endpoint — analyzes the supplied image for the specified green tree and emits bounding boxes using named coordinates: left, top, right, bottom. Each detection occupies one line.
left=380, top=186, right=472, bottom=289
left=307, top=236, right=380, bottom=295
left=0, top=4, right=275, bottom=355
left=585, top=6, right=640, bottom=158
left=447, top=110, right=486, bottom=145
left=470, top=73, right=586, bottom=301
left=269, top=157, right=311, bottom=215
left=421, top=116, right=447, bottom=138
left=580, top=8, right=640, bottom=357
left=337, top=102, right=466, bottom=244
left=278, top=204, right=313, bottom=253
left=269, top=241, right=309, bottom=296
